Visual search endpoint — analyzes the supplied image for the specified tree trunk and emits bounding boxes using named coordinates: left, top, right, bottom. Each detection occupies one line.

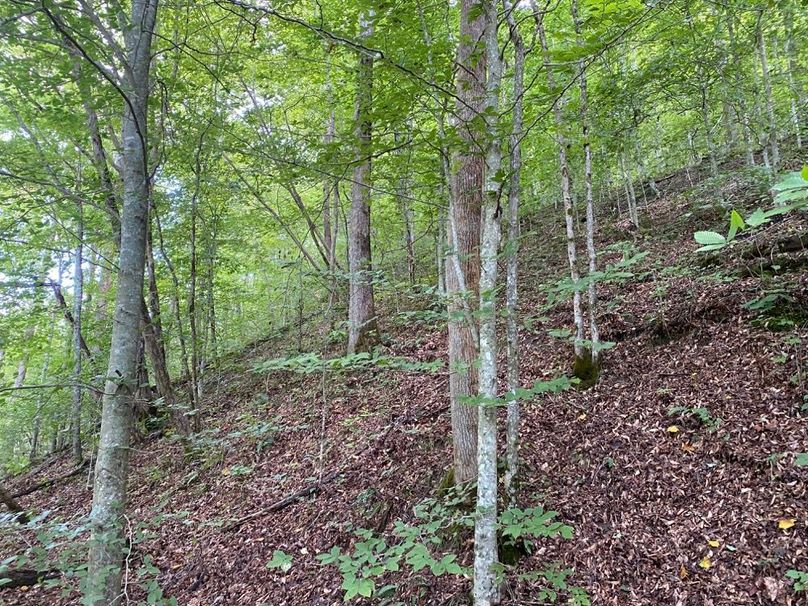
left=780, top=0, right=803, bottom=148
left=573, top=0, right=601, bottom=366
left=347, top=11, right=379, bottom=354
left=474, top=3, right=501, bottom=603
left=725, top=10, right=755, bottom=166
left=323, top=43, right=337, bottom=274
left=700, top=86, right=719, bottom=178
left=154, top=207, right=196, bottom=424
left=537, top=8, right=585, bottom=358
left=30, top=320, right=54, bottom=464
left=620, top=154, right=639, bottom=227
left=86, top=2, right=158, bottom=604
left=395, top=130, right=416, bottom=285
left=447, top=0, right=486, bottom=485
left=71, top=203, right=84, bottom=464
left=503, top=0, right=524, bottom=508
left=757, top=11, right=779, bottom=173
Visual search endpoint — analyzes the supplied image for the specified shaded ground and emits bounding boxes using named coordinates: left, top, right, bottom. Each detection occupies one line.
left=1, top=155, right=806, bottom=605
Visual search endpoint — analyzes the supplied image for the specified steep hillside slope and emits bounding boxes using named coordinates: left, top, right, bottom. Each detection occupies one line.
left=1, top=156, right=806, bottom=606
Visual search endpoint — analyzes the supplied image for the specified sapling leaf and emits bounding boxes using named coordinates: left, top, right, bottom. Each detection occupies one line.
left=694, top=231, right=726, bottom=246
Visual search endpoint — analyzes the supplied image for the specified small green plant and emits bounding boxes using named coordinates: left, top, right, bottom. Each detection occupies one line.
left=743, top=289, right=804, bottom=331
left=693, top=167, right=808, bottom=252
left=0, top=512, right=179, bottom=605
left=225, top=464, right=253, bottom=477
left=786, top=569, right=808, bottom=592
left=667, top=405, right=721, bottom=431
left=517, top=564, right=590, bottom=604
left=316, top=492, right=576, bottom=602
left=266, top=550, right=293, bottom=573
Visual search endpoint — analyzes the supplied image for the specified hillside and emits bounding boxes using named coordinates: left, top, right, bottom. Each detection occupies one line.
left=1, top=154, right=806, bottom=606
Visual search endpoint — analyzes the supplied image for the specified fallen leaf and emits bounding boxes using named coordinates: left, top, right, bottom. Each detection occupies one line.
left=667, top=425, right=680, bottom=434
left=777, top=518, right=795, bottom=530
left=679, top=564, right=688, bottom=580
left=763, top=577, right=780, bottom=600
left=682, top=443, right=696, bottom=453
left=708, top=540, right=720, bottom=548
left=577, top=413, right=587, bottom=421
left=699, top=556, right=712, bottom=570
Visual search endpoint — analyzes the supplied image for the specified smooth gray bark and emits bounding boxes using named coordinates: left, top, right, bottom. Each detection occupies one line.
left=86, top=1, right=158, bottom=604
left=757, top=11, right=779, bottom=172
left=536, top=7, right=585, bottom=357
left=573, top=0, right=601, bottom=365
left=474, top=2, right=502, bottom=603
left=71, top=204, right=84, bottom=464
left=503, top=0, right=524, bottom=508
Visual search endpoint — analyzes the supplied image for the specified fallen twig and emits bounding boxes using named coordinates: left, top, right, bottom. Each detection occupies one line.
left=11, top=460, right=89, bottom=499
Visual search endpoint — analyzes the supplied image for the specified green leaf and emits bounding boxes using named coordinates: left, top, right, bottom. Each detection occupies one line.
left=693, top=231, right=726, bottom=246
left=795, top=453, right=808, bottom=467
left=727, top=210, right=745, bottom=240
left=802, top=165, right=808, bottom=181
left=746, top=209, right=767, bottom=227
left=266, top=550, right=293, bottom=573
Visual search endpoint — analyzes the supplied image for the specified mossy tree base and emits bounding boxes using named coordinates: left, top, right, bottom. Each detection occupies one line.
left=572, top=349, right=601, bottom=389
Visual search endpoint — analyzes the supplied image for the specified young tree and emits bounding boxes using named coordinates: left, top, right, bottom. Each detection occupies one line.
left=473, top=0, right=503, bottom=601
left=536, top=3, right=585, bottom=359
left=70, top=201, right=83, bottom=464
left=347, top=10, right=380, bottom=354
left=503, top=0, right=525, bottom=507
left=83, top=1, right=159, bottom=602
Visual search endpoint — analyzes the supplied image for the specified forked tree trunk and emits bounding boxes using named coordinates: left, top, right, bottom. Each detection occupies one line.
left=86, top=2, right=158, bottom=604
left=347, top=11, right=379, bottom=354
left=447, top=0, right=486, bottom=485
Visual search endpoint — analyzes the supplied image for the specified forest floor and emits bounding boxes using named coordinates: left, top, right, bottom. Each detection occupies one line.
left=1, top=151, right=807, bottom=606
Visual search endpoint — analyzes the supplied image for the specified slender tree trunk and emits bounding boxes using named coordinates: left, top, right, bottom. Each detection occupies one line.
left=30, top=320, right=54, bottom=464
left=205, top=238, right=217, bottom=360
left=474, top=3, right=502, bottom=603
left=86, top=2, right=158, bottom=603
left=573, top=0, right=601, bottom=366
left=757, top=11, right=779, bottom=172
left=701, top=86, right=720, bottom=178
left=71, top=203, right=84, bottom=464
left=620, top=154, right=639, bottom=227
left=725, top=10, right=755, bottom=166
left=154, top=208, right=196, bottom=422
left=780, top=0, right=803, bottom=148
left=537, top=9, right=585, bottom=358
left=395, top=130, right=416, bottom=285
left=347, top=11, right=379, bottom=354
left=503, top=0, right=524, bottom=508
left=447, top=0, right=486, bottom=485
left=143, top=224, right=189, bottom=436
left=189, top=187, right=201, bottom=429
